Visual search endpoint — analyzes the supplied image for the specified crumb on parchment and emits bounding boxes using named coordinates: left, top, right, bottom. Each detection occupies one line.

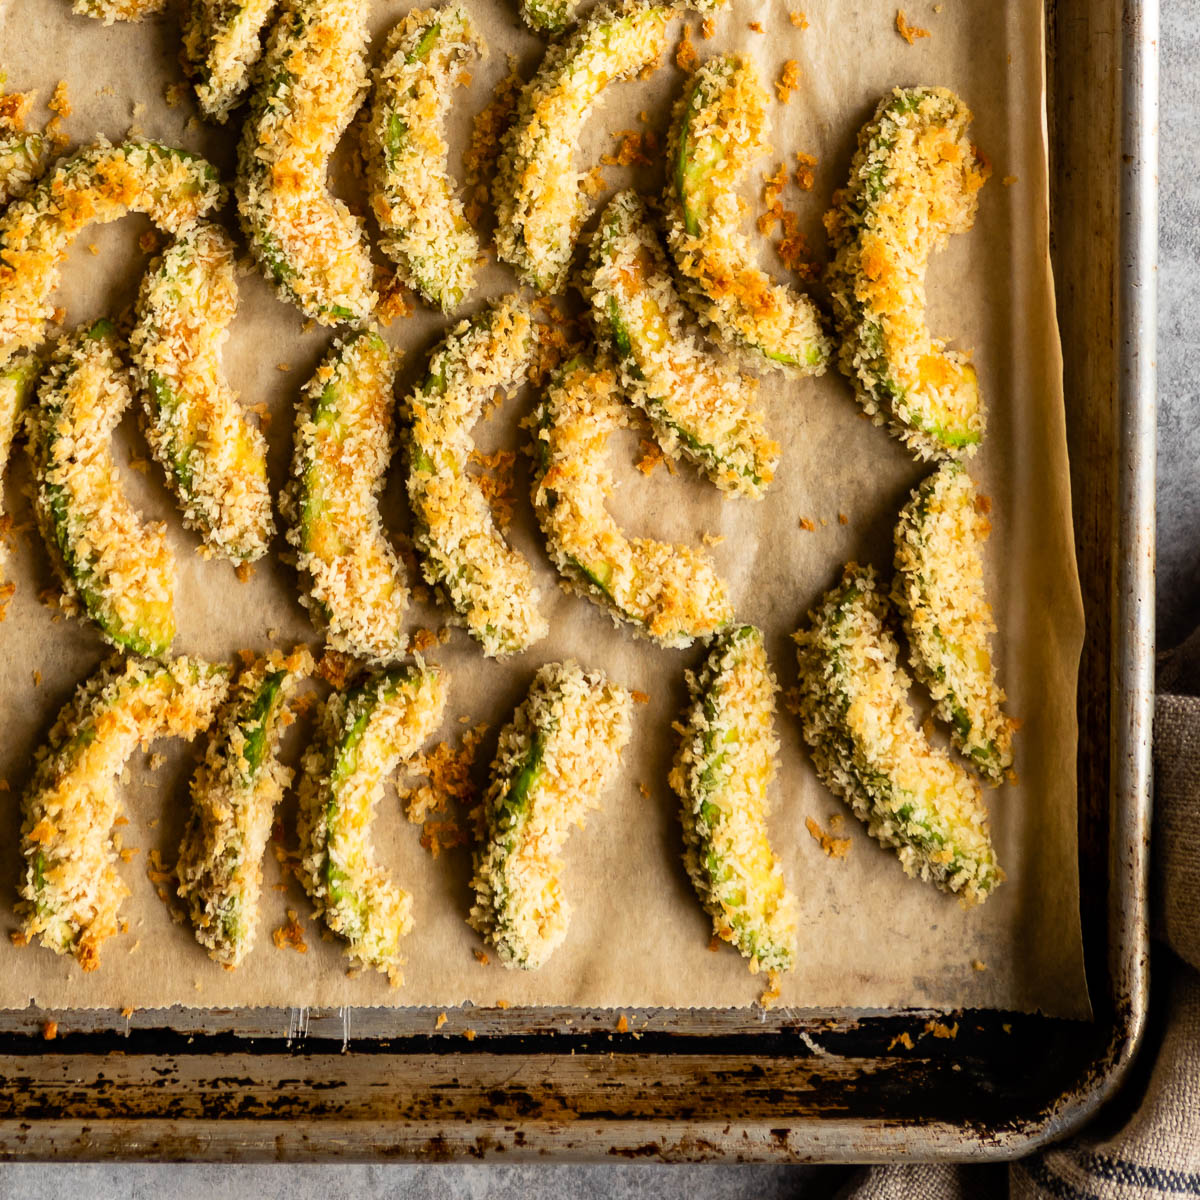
left=273, top=910, right=308, bottom=954
left=805, top=816, right=852, bottom=859
left=896, top=9, right=931, bottom=43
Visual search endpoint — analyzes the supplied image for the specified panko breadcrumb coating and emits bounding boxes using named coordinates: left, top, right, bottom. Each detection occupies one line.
left=664, top=54, right=829, bottom=375
left=130, top=221, right=274, bottom=563
left=178, top=647, right=311, bottom=967
left=183, top=0, right=281, bottom=122
left=0, top=132, right=50, bottom=205
left=825, top=87, right=989, bottom=459
left=0, top=352, right=40, bottom=584
left=366, top=4, right=484, bottom=312
left=469, top=661, right=632, bottom=969
left=0, top=140, right=223, bottom=367
left=793, top=563, right=1002, bottom=905
left=531, top=354, right=733, bottom=648
left=282, top=329, right=410, bottom=664
left=493, top=0, right=673, bottom=292
left=584, top=189, right=778, bottom=498
left=670, top=625, right=797, bottom=973
left=236, top=0, right=376, bottom=325
left=404, top=298, right=547, bottom=657
left=297, top=664, right=447, bottom=981
left=894, top=462, right=1015, bottom=783
left=64, top=0, right=167, bottom=23
left=29, top=321, right=177, bottom=656
left=18, top=654, right=229, bottom=971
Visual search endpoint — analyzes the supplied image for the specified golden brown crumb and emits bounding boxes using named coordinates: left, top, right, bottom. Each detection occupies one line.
left=47, top=79, right=71, bottom=122
left=602, top=129, right=658, bottom=168
left=795, top=151, right=818, bottom=191
left=748, top=21, right=763, bottom=33
left=631, top=690, right=650, bottom=705
left=0, top=89, right=33, bottom=134
left=41, top=1020, right=58, bottom=1041
left=701, top=532, right=725, bottom=547
left=838, top=512, right=849, bottom=525
left=635, top=438, right=665, bottom=476
left=799, top=517, right=816, bottom=532
left=896, top=9, right=931, bottom=43
left=496, top=998, right=509, bottom=1009
left=138, top=230, right=160, bottom=255
left=971, top=959, right=987, bottom=971
left=805, top=815, right=852, bottom=859
left=616, top=1013, right=629, bottom=1033
left=9, top=930, right=27, bottom=947
left=164, top=82, right=186, bottom=109
left=472, top=948, right=490, bottom=966
left=700, top=16, right=715, bottom=38
left=31, top=669, right=41, bottom=687
left=316, top=648, right=358, bottom=691
left=0, top=581, right=13, bottom=622
left=276, top=362, right=291, bottom=373
left=776, top=60, right=802, bottom=104
left=468, top=448, right=516, bottom=529
left=708, top=934, right=722, bottom=953
left=400, top=723, right=488, bottom=836
left=410, top=627, right=438, bottom=654
left=272, top=910, right=308, bottom=954
left=975, top=492, right=993, bottom=515
left=373, top=266, right=414, bottom=325
left=789, top=11, right=809, bottom=28
left=582, top=165, right=607, bottom=197
left=675, top=24, right=698, bottom=72
left=637, top=782, right=650, bottom=799
left=463, top=1028, right=477, bottom=1041
left=234, top=562, right=254, bottom=584
left=888, top=1031, right=915, bottom=1051
left=757, top=970, right=782, bottom=1008
left=435, top=1012, right=448, bottom=1029
left=120, top=1005, right=135, bottom=1018
left=419, top=818, right=469, bottom=858
left=1002, top=1022, right=1012, bottom=1034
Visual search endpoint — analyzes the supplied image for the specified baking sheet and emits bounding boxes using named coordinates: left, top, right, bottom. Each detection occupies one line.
left=0, top=0, right=1089, bottom=1017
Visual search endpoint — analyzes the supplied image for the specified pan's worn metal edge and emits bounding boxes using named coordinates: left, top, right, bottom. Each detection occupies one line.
left=0, top=0, right=1158, bottom=1162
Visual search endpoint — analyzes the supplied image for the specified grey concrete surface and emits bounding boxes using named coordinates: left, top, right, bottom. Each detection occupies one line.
left=0, top=2, right=1193, bottom=1197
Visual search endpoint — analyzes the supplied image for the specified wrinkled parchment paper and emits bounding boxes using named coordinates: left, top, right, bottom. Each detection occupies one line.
left=0, top=0, right=1089, bottom=1018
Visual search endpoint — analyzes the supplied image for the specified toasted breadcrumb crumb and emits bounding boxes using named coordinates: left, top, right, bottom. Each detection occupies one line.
left=925, top=1019, right=959, bottom=1039
left=795, top=151, right=818, bottom=191
left=635, top=439, right=664, bottom=475
left=273, top=910, right=308, bottom=953
left=234, top=562, right=253, bottom=583
left=164, top=82, right=187, bottom=109
left=616, top=1013, right=629, bottom=1033
left=757, top=970, right=782, bottom=1008
left=463, top=1029, right=477, bottom=1041
left=138, top=230, right=159, bottom=254
left=748, top=21, right=763, bottom=33
left=800, top=517, right=815, bottom=531
left=776, top=60, right=802, bottom=104
left=838, top=512, right=849, bottom=525
left=805, top=815, right=852, bottom=859
left=1002, top=175, right=1018, bottom=186
left=42, top=1020, right=58, bottom=1040
left=468, top=449, right=517, bottom=529
left=701, top=532, right=724, bottom=547
left=789, top=10, right=809, bottom=28
left=602, top=129, right=658, bottom=168
left=473, top=947, right=490, bottom=965
left=896, top=9, right=931, bottom=42
left=700, top=16, right=715, bottom=38
left=675, top=24, right=698, bottom=72
left=889, top=1031, right=915, bottom=1050
left=436, top=1012, right=448, bottom=1028
left=971, top=958, right=987, bottom=971
left=316, top=648, right=358, bottom=691
left=9, top=930, right=27, bottom=947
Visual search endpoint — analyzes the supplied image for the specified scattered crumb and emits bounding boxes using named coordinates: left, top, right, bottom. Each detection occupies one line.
left=805, top=816, right=852, bottom=859
left=757, top=970, right=782, bottom=1009
left=463, top=1028, right=477, bottom=1041
left=776, top=60, right=802, bottom=104
left=700, top=15, right=715, bottom=38
left=971, top=959, right=987, bottom=972
left=1002, top=175, right=1018, bottom=186
left=119, top=848, right=138, bottom=863
left=87, top=243, right=99, bottom=256
left=637, top=782, right=650, bottom=799
left=616, top=1014, right=629, bottom=1033
left=888, top=1031, right=915, bottom=1051
left=895, top=9, right=931, bottom=43
left=708, top=934, right=722, bottom=953
left=41, top=1020, right=58, bottom=1041
left=701, top=531, right=725, bottom=547
left=234, top=562, right=253, bottom=584
left=582, top=164, right=607, bottom=197
left=32, top=669, right=41, bottom=687
left=789, top=10, right=809, bottom=28
left=410, top=627, right=439, bottom=654
left=46, top=80, right=71, bottom=145
left=675, top=24, right=698, bottom=72
left=120, top=1006, right=135, bottom=1018
left=795, top=151, right=818, bottom=191
left=127, top=453, right=150, bottom=474
left=496, top=998, right=509, bottom=1009
left=316, top=648, right=358, bottom=691
left=828, top=813, right=844, bottom=832
left=164, top=82, right=187, bottom=108
left=635, top=438, right=665, bottom=475
left=924, top=1019, right=959, bottom=1040
left=748, top=20, right=763, bottom=33
left=631, top=689, right=649, bottom=705
left=373, top=267, right=413, bottom=325
left=799, top=517, right=816, bottom=532
left=276, top=361, right=291, bottom=373
left=9, top=930, right=27, bottom=947
left=0, top=87, right=34, bottom=134
left=473, top=948, right=490, bottom=966
left=837, top=512, right=849, bottom=525
left=435, top=1012, right=448, bottom=1029
left=138, top=230, right=160, bottom=255
left=1002, top=1022, right=1012, bottom=1034
left=601, top=128, right=658, bottom=168
left=272, top=910, right=308, bottom=954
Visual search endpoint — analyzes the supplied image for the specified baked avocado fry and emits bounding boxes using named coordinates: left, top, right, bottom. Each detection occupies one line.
left=493, top=0, right=673, bottom=292
left=0, top=352, right=40, bottom=584
left=894, top=462, right=1015, bottom=783
left=469, top=661, right=632, bottom=969
left=404, top=298, right=547, bottom=657
left=297, top=664, right=447, bottom=981
left=282, top=329, right=410, bottom=664
left=236, top=0, right=376, bottom=325
left=18, top=654, right=229, bottom=971
left=130, top=221, right=274, bottom=563
left=584, top=189, right=778, bottom=497
left=182, top=0, right=281, bottom=123
left=0, top=132, right=49, bottom=205
left=669, top=625, right=797, bottom=973
left=29, top=321, right=177, bottom=656
left=793, top=564, right=1002, bottom=906
left=825, top=87, right=990, bottom=459
left=0, top=140, right=223, bottom=366
left=366, top=4, right=484, bottom=312
left=530, top=354, right=733, bottom=649
left=177, top=647, right=311, bottom=967
left=664, top=54, right=829, bottom=375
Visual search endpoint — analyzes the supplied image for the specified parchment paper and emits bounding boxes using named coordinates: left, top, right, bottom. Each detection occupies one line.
left=0, top=0, right=1089, bottom=1018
